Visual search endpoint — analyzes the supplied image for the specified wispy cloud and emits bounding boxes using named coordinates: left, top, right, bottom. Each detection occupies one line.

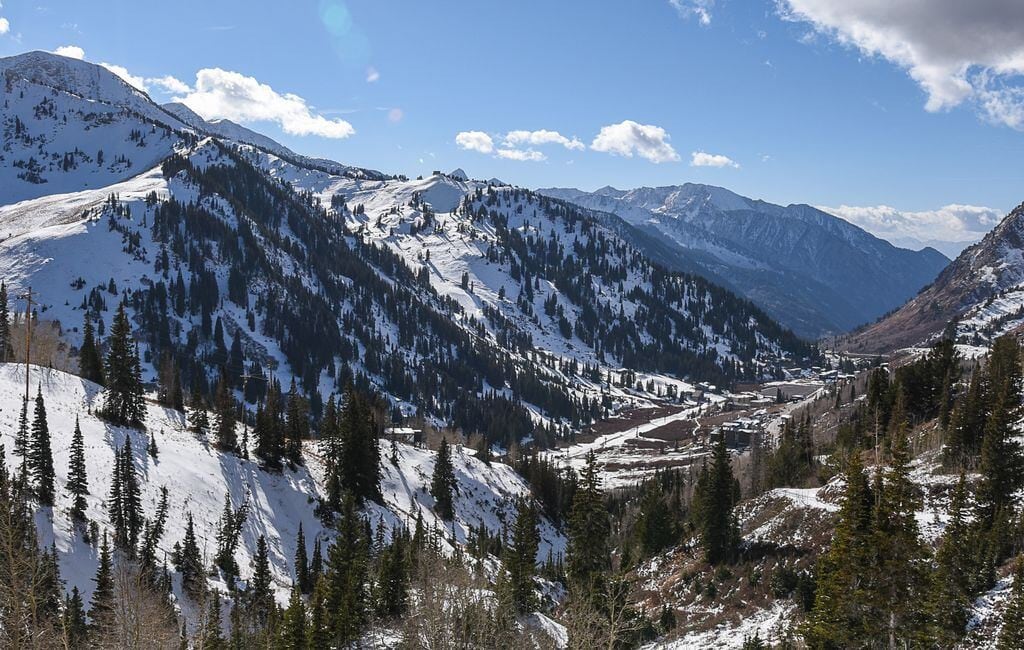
left=669, top=0, right=714, bottom=25
left=690, top=150, right=739, bottom=168
left=456, top=128, right=582, bottom=162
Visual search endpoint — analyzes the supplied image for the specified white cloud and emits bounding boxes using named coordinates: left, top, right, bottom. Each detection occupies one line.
left=778, top=0, right=1024, bottom=128
left=590, top=120, right=680, bottom=163
left=53, top=45, right=84, bottom=60
left=148, top=75, right=191, bottom=95
left=669, top=0, right=714, bottom=25
left=175, top=68, right=355, bottom=139
left=504, top=129, right=584, bottom=151
left=496, top=148, right=546, bottom=162
left=0, top=17, right=8, bottom=35
left=366, top=66, right=380, bottom=83
left=820, top=203, right=1003, bottom=257
left=455, top=131, right=494, bottom=154
left=387, top=107, right=403, bottom=123
left=100, top=63, right=148, bottom=92
left=691, top=150, right=739, bottom=168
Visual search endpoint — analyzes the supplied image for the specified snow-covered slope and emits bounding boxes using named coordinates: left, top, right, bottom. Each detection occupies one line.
left=540, top=184, right=949, bottom=338
left=0, top=51, right=185, bottom=204
left=0, top=363, right=562, bottom=610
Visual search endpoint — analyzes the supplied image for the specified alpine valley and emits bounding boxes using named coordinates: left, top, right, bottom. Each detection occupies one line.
left=2, top=48, right=1024, bottom=650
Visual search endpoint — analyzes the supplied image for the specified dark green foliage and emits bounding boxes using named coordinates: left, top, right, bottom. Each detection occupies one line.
left=373, top=530, right=409, bottom=620
left=108, top=437, right=143, bottom=553
left=999, top=557, right=1024, bottom=650
left=28, top=386, right=54, bottom=505
left=78, top=313, right=104, bottom=385
left=505, top=500, right=540, bottom=614
left=89, top=533, right=115, bottom=633
left=634, top=482, right=674, bottom=558
left=247, top=535, right=274, bottom=625
left=67, top=416, right=89, bottom=523
left=294, top=522, right=311, bottom=594
left=279, top=584, right=308, bottom=650
left=325, top=496, right=370, bottom=645
left=177, top=511, right=206, bottom=598
left=213, top=492, right=248, bottom=578
left=101, top=302, right=146, bottom=427
left=213, top=371, right=237, bottom=452
left=929, top=473, right=973, bottom=646
left=430, top=438, right=456, bottom=521
left=566, top=452, right=610, bottom=592
left=63, top=586, right=89, bottom=649
left=693, top=436, right=739, bottom=565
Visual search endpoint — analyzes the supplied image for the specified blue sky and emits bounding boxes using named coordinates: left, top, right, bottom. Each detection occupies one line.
left=2, top=0, right=1022, bottom=253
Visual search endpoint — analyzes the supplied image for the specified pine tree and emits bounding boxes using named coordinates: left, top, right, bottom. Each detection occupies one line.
left=12, top=399, right=28, bottom=485
left=295, top=522, right=310, bottom=594
left=188, top=385, right=210, bottom=436
left=308, top=575, right=331, bottom=649
left=870, top=430, right=929, bottom=646
left=203, top=590, right=227, bottom=650
left=566, top=452, right=610, bottom=594
left=248, top=535, right=274, bottom=625
left=505, top=499, right=540, bottom=614
left=285, top=379, right=307, bottom=466
left=178, top=512, right=205, bottom=598
left=29, top=385, right=55, bottom=505
left=102, top=302, right=146, bottom=426
left=68, top=416, right=89, bottom=523
left=78, top=313, right=104, bottom=385
left=999, top=557, right=1024, bottom=650
left=279, top=584, right=308, bottom=650
left=63, top=585, right=89, bottom=648
left=693, top=436, right=739, bottom=564
left=803, top=453, right=875, bottom=647
left=929, top=472, right=972, bottom=646
left=214, top=372, right=237, bottom=452
left=89, top=532, right=115, bottom=634
left=430, top=438, right=457, bottom=520
left=635, top=482, right=673, bottom=557
left=325, top=495, right=370, bottom=645
left=112, top=438, right=143, bottom=552
left=0, top=281, right=12, bottom=363
left=374, top=532, right=408, bottom=619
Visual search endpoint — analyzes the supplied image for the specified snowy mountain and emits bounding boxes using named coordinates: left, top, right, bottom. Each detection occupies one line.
left=844, top=201, right=1024, bottom=353
left=0, top=51, right=813, bottom=452
left=539, top=184, right=950, bottom=338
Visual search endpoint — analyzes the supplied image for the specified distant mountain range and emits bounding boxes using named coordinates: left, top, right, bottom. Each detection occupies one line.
left=539, top=184, right=950, bottom=338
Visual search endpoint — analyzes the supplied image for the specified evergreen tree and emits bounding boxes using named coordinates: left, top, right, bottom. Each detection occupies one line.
left=78, top=313, right=105, bottom=385
left=285, top=379, right=307, bottom=466
left=214, top=372, right=237, bottom=452
left=566, top=452, right=610, bottom=593
left=430, top=438, right=457, bottom=520
left=203, top=590, right=227, bottom=650
left=505, top=499, right=540, bottom=614
left=999, top=557, right=1024, bottom=650
left=28, top=385, right=55, bottom=505
left=693, top=436, right=739, bottom=564
left=108, top=438, right=143, bottom=552
left=635, top=481, right=673, bottom=557
left=177, top=512, right=205, bottom=598
left=325, top=495, right=370, bottom=645
left=89, top=532, right=115, bottom=634
left=102, top=302, right=146, bottom=426
left=0, top=281, right=11, bottom=363
left=188, top=385, right=210, bottom=436
left=803, top=453, right=876, bottom=647
left=280, top=584, right=308, bottom=650
left=62, top=586, right=89, bottom=649
left=870, top=430, right=929, bottom=646
left=248, top=535, right=274, bottom=625
left=374, top=533, right=408, bottom=619
left=12, top=399, right=28, bottom=485
left=294, top=522, right=310, bottom=594
left=68, top=416, right=89, bottom=523
left=929, top=472, right=972, bottom=646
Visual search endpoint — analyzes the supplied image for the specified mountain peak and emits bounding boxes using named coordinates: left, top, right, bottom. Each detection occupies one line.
left=448, top=168, right=469, bottom=181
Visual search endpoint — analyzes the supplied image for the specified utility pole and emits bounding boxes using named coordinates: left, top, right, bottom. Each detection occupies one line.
left=18, top=286, right=34, bottom=404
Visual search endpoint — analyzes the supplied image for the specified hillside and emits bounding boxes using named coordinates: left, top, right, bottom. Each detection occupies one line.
left=843, top=202, right=1024, bottom=353
left=0, top=363, right=563, bottom=614
left=540, top=184, right=949, bottom=338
